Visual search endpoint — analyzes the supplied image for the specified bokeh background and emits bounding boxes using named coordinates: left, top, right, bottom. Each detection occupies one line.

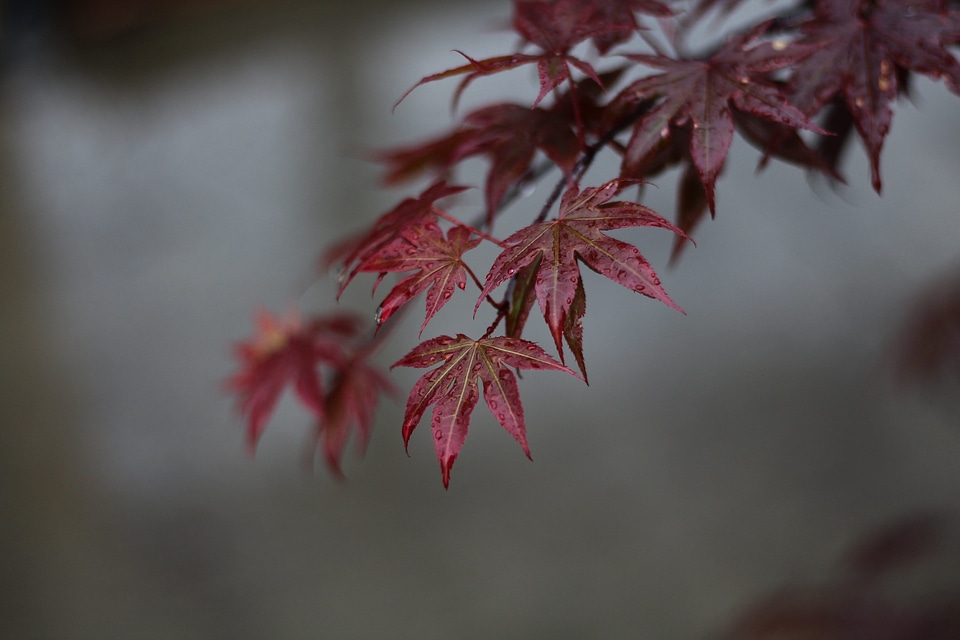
left=2, top=1, right=959, bottom=638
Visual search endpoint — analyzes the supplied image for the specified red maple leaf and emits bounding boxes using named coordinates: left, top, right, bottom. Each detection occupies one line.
left=318, top=354, right=394, bottom=477
left=394, top=0, right=619, bottom=132
left=376, top=104, right=580, bottom=223
left=731, top=106, right=845, bottom=181
left=477, top=179, right=686, bottom=377
left=393, top=334, right=576, bottom=488
left=575, top=0, right=675, bottom=54
left=789, top=0, right=960, bottom=192
left=375, top=129, right=476, bottom=187
left=228, top=310, right=358, bottom=451
left=613, top=25, right=825, bottom=212
left=353, top=221, right=482, bottom=334
left=670, top=160, right=710, bottom=265
left=326, top=181, right=469, bottom=294
left=465, top=104, right=581, bottom=221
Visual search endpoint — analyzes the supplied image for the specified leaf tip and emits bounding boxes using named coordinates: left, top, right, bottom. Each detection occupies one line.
left=441, top=458, right=456, bottom=489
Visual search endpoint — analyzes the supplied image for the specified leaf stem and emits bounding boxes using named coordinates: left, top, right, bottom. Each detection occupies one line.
left=433, top=207, right=507, bottom=248
left=463, top=262, right=502, bottom=313
left=533, top=97, right=658, bottom=224
left=481, top=303, right=508, bottom=339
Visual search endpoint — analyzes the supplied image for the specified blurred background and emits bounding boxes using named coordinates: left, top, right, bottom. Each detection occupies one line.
left=1, top=1, right=959, bottom=638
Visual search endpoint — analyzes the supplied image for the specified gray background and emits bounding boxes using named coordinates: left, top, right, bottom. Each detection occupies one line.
left=2, top=1, right=959, bottom=638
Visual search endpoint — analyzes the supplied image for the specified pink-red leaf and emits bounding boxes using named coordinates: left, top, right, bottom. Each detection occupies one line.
left=615, top=28, right=824, bottom=212
left=395, top=52, right=537, bottom=112
left=355, top=222, right=481, bottom=334
left=375, top=104, right=579, bottom=223
left=327, top=181, right=468, bottom=295
left=670, top=162, right=710, bottom=265
left=394, top=1, right=618, bottom=116
left=478, top=179, right=686, bottom=366
left=505, top=256, right=542, bottom=340
left=393, top=334, right=576, bottom=487
left=464, top=104, right=580, bottom=221
left=319, top=356, right=394, bottom=477
left=229, top=310, right=356, bottom=451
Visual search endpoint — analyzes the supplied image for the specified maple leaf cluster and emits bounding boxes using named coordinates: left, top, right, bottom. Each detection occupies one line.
left=229, top=0, right=960, bottom=487
left=228, top=310, right=392, bottom=476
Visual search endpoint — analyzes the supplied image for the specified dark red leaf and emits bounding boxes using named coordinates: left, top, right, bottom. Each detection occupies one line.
left=327, top=181, right=469, bottom=295
left=513, top=0, right=611, bottom=54
left=614, top=26, right=824, bottom=212
left=562, top=276, right=588, bottom=381
left=465, top=104, right=580, bottom=221
left=732, top=106, right=845, bottom=181
left=374, top=130, right=476, bottom=186
left=375, top=104, right=579, bottom=223
left=393, top=334, right=576, bottom=487
left=576, top=0, right=675, bottom=54
left=478, top=179, right=686, bottom=366
left=505, top=256, right=542, bottom=339
left=670, top=162, right=710, bottom=265
left=395, top=51, right=539, bottom=113
left=790, top=0, right=960, bottom=191
left=354, top=222, right=482, bottom=334
left=395, top=0, right=618, bottom=120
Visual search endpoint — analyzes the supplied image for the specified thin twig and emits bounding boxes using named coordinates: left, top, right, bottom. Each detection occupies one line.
left=533, top=97, right=658, bottom=224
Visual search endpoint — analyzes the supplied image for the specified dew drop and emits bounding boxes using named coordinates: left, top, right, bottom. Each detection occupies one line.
left=443, top=291, right=452, bottom=299
left=374, top=306, right=384, bottom=325
left=434, top=431, right=443, bottom=440
left=497, top=413, right=506, bottom=422
left=489, top=400, right=498, bottom=410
